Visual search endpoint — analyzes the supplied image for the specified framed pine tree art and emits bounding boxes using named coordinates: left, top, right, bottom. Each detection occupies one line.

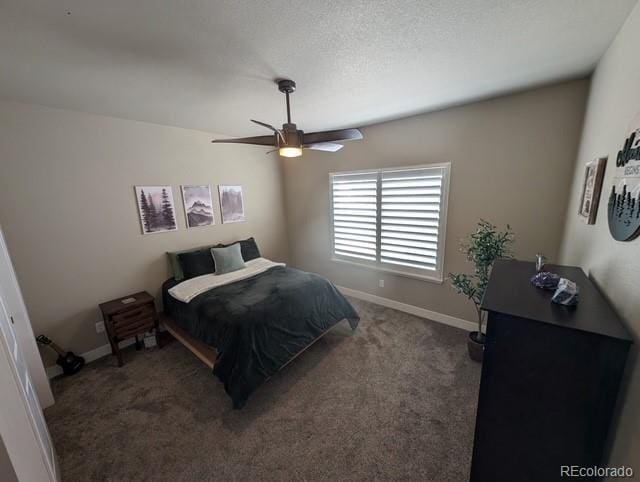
left=134, top=186, right=178, bottom=234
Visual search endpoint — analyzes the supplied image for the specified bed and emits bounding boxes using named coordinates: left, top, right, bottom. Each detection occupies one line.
left=161, top=257, right=359, bottom=408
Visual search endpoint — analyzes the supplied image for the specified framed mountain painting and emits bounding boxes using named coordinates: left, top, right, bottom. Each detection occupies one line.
left=218, top=185, right=246, bottom=223
left=134, top=186, right=178, bottom=234
left=181, top=185, right=215, bottom=228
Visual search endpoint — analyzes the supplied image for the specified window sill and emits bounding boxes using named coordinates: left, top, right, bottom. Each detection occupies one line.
left=330, top=257, right=444, bottom=284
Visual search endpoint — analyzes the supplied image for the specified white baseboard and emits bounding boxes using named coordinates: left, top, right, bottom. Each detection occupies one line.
left=336, top=285, right=476, bottom=332
left=45, top=337, right=137, bottom=379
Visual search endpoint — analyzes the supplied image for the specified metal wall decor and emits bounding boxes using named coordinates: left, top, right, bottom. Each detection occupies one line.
left=608, top=113, right=640, bottom=241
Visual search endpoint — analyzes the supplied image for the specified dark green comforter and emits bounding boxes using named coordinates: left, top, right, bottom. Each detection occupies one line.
left=162, top=266, right=359, bottom=408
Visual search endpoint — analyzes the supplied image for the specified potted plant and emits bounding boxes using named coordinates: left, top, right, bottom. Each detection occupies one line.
left=449, top=220, right=514, bottom=362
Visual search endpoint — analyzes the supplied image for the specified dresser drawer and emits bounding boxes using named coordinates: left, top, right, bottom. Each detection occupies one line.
left=111, top=304, right=156, bottom=339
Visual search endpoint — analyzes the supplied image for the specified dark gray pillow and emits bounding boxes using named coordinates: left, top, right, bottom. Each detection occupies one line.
left=211, top=243, right=246, bottom=275
left=167, top=244, right=216, bottom=280
left=216, top=237, right=261, bottom=262
left=177, top=249, right=216, bottom=280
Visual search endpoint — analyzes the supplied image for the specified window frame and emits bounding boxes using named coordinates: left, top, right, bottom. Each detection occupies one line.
left=329, top=162, right=451, bottom=283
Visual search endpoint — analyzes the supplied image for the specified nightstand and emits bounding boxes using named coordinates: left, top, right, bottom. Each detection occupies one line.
left=99, top=291, right=160, bottom=366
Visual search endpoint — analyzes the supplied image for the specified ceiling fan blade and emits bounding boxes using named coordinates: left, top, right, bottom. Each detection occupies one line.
left=211, top=135, right=275, bottom=146
left=302, top=128, right=363, bottom=145
left=250, top=119, right=278, bottom=132
left=251, top=119, right=285, bottom=144
left=304, top=142, right=344, bottom=152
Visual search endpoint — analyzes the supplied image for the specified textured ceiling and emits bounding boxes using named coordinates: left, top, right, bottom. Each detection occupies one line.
left=0, top=0, right=636, bottom=136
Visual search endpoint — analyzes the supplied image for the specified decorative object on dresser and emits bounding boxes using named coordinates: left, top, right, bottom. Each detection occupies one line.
left=530, top=271, right=560, bottom=290
left=578, top=157, right=607, bottom=225
left=35, top=335, right=85, bottom=375
left=608, top=111, right=640, bottom=241
left=471, top=259, right=632, bottom=482
left=448, top=220, right=515, bottom=362
left=218, top=185, right=246, bottom=223
left=134, top=186, right=178, bottom=234
left=535, top=253, right=546, bottom=272
left=99, top=291, right=161, bottom=366
left=181, top=185, right=215, bottom=228
left=550, top=277, right=580, bottom=306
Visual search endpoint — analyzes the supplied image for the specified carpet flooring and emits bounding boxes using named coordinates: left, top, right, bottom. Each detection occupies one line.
left=45, top=298, right=481, bottom=481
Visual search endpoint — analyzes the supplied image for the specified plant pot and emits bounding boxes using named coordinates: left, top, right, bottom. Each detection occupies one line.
left=467, top=331, right=486, bottom=362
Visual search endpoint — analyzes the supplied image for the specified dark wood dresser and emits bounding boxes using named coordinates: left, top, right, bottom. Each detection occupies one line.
left=471, top=259, right=632, bottom=482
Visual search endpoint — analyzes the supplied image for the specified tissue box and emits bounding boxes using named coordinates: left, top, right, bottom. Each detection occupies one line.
left=551, top=278, right=579, bottom=306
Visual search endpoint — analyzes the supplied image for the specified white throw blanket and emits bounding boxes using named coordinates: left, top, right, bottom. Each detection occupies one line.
left=168, top=257, right=286, bottom=303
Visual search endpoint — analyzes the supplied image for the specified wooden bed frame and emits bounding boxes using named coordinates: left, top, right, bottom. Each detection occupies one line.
left=160, top=312, right=217, bottom=368
left=160, top=312, right=345, bottom=373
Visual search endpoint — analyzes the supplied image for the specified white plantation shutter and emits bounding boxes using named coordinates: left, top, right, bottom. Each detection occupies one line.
left=330, top=163, right=450, bottom=281
left=331, top=171, right=378, bottom=261
left=380, top=167, right=445, bottom=271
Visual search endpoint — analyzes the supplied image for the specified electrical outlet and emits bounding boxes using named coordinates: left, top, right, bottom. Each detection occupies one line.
left=95, top=321, right=105, bottom=334
left=378, top=279, right=385, bottom=288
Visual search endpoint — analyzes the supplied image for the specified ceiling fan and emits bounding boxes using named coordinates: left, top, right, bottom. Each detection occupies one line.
left=211, top=79, right=363, bottom=157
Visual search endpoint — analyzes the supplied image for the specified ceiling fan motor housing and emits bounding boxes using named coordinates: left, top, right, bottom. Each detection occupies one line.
left=280, top=123, right=303, bottom=147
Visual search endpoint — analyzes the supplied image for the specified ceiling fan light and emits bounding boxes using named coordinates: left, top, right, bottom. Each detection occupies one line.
left=279, top=146, right=303, bottom=158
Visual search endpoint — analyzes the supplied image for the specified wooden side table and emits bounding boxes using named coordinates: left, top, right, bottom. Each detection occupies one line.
left=99, top=291, right=160, bottom=366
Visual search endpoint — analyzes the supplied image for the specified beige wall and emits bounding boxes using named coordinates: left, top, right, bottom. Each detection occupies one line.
left=0, top=101, right=289, bottom=365
left=559, top=3, right=640, bottom=472
left=282, top=79, right=589, bottom=323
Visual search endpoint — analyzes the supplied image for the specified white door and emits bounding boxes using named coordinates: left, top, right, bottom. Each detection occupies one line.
left=0, top=226, right=54, bottom=408
left=0, top=294, right=58, bottom=481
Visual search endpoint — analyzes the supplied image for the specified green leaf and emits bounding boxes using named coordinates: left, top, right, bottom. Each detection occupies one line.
left=448, top=220, right=515, bottom=315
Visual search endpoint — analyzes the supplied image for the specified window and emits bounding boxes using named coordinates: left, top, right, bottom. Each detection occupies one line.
left=330, top=163, right=450, bottom=282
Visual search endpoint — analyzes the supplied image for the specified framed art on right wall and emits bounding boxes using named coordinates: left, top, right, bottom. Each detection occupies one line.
left=578, top=157, right=607, bottom=225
